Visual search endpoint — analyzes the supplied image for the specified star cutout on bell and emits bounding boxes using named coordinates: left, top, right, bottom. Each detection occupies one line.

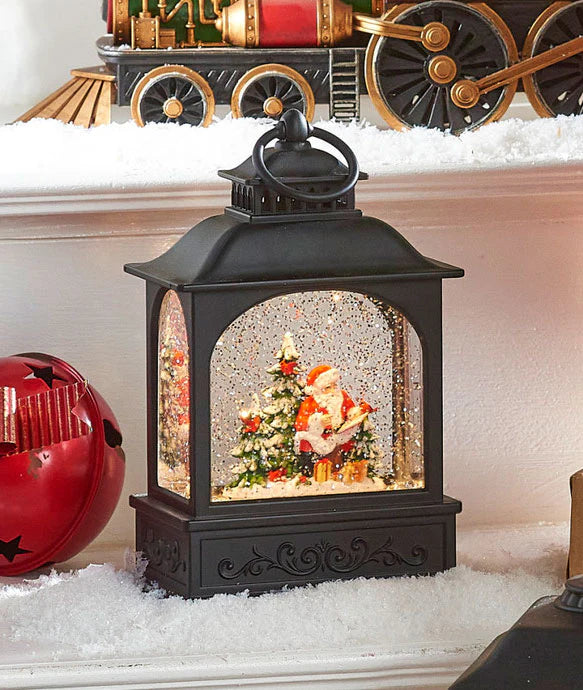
left=0, top=536, right=32, bottom=562
left=24, top=364, right=67, bottom=389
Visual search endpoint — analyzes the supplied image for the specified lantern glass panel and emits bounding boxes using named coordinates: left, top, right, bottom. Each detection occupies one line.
left=210, top=290, right=423, bottom=502
left=157, top=290, right=190, bottom=499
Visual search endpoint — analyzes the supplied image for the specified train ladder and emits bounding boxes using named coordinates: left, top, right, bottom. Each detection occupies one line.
left=15, top=66, right=115, bottom=128
left=329, top=48, right=361, bottom=122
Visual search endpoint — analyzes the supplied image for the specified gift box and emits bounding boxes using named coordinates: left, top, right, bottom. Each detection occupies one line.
left=353, top=460, right=369, bottom=483
left=341, top=460, right=369, bottom=484
left=314, top=459, right=332, bottom=483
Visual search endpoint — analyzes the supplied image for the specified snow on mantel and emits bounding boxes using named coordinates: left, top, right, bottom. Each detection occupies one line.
left=0, top=525, right=569, bottom=690
left=2, top=113, right=583, bottom=217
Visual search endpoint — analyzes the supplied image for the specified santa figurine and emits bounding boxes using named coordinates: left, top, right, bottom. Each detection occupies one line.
left=294, top=365, right=369, bottom=479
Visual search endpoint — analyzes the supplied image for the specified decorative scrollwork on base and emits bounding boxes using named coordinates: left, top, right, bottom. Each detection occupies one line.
left=143, top=528, right=186, bottom=574
left=218, top=536, right=427, bottom=580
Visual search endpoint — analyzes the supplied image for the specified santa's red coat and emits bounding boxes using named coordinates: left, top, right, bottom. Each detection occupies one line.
left=295, top=391, right=356, bottom=453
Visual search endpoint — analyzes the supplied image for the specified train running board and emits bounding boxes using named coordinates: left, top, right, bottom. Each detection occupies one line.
left=15, top=66, right=115, bottom=128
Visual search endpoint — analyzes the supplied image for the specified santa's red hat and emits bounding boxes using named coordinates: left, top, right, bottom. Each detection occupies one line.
left=306, top=365, right=339, bottom=393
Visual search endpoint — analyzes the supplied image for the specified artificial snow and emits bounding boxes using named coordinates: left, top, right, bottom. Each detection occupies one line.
left=2, top=114, right=583, bottom=195
left=0, top=524, right=567, bottom=662
left=220, top=476, right=404, bottom=500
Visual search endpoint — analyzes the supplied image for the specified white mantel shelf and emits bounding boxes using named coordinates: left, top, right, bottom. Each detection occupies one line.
left=0, top=545, right=480, bottom=690
left=2, top=162, right=583, bottom=233
left=0, top=647, right=478, bottom=690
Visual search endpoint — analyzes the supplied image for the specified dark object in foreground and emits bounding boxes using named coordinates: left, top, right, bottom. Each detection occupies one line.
left=451, top=575, right=583, bottom=689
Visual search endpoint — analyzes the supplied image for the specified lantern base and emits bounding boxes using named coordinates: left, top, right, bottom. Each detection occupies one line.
left=130, top=494, right=461, bottom=598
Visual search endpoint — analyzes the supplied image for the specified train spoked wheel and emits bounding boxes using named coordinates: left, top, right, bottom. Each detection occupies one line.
left=523, top=1, right=583, bottom=118
left=131, top=65, right=215, bottom=127
left=231, top=64, right=315, bottom=121
left=365, top=1, right=517, bottom=134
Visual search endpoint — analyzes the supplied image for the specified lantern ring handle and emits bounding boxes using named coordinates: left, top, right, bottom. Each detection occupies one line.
left=251, top=117, right=360, bottom=203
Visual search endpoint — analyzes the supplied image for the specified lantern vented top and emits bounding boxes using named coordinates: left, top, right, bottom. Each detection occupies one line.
left=218, top=109, right=368, bottom=223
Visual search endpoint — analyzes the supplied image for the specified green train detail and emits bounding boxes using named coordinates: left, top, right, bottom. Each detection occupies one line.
left=127, top=0, right=226, bottom=45
left=112, top=0, right=383, bottom=49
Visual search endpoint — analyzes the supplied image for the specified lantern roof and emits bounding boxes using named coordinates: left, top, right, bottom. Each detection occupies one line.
left=124, top=213, right=463, bottom=289
left=124, top=111, right=463, bottom=289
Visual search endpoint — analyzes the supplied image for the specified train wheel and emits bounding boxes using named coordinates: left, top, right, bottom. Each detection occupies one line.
left=365, top=1, right=517, bottom=133
left=231, top=64, right=315, bottom=121
left=131, top=66, right=215, bottom=127
left=523, top=1, right=583, bottom=118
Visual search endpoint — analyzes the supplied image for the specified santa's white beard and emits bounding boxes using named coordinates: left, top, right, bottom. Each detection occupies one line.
left=313, top=388, right=345, bottom=428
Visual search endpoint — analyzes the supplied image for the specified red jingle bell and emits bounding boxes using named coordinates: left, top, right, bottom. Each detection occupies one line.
left=0, top=353, right=125, bottom=576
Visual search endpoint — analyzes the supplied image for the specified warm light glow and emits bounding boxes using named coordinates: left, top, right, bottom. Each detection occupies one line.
left=210, top=291, right=424, bottom=502
left=158, top=290, right=191, bottom=499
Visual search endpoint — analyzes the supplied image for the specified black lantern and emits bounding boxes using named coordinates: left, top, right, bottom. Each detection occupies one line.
left=452, top=576, right=583, bottom=688
left=125, top=110, right=463, bottom=598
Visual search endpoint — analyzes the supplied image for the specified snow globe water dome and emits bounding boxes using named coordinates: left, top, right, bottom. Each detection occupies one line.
left=125, top=110, right=463, bottom=598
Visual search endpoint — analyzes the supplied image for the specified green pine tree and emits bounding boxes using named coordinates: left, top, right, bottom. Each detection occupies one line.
left=228, top=333, right=306, bottom=488
left=346, top=414, right=384, bottom=478
left=261, top=333, right=306, bottom=478
left=228, top=393, right=274, bottom=488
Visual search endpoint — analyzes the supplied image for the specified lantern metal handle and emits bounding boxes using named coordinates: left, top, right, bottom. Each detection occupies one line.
left=251, top=110, right=360, bottom=204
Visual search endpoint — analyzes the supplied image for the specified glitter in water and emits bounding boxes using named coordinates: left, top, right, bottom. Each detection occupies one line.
left=210, top=291, right=424, bottom=501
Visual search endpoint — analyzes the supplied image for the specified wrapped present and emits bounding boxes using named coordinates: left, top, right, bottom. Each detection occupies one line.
left=314, top=459, right=331, bottom=483
left=341, top=460, right=369, bottom=484
left=342, top=461, right=355, bottom=485
left=353, top=460, right=369, bottom=483
left=568, top=469, right=583, bottom=577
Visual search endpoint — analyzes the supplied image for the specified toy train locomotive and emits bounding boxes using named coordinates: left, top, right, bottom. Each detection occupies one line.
left=61, top=0, right=583, bottom=133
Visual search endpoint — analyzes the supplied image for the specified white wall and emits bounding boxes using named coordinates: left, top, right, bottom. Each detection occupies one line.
left=0, top=1, right=105, bottom=123
left=417, top=208, right=583, bottom=527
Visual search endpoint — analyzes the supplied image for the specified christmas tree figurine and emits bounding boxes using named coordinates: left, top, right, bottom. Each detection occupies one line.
left=344, top=402, right=385, bottom=481
left=228, top=393, right=271, bottom=489
left=261, top=333, right=306, bottom=478
left=228, top=333, right=305, bottom=489
left=223, top=334, right=388, bottom=500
